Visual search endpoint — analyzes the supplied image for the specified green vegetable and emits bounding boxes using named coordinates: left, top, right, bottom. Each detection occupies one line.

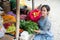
left=6, top=24, right=16, bottom=33
left=10, top=0, right=16, bottom=9
left=20, top=20, right=39, bottom=34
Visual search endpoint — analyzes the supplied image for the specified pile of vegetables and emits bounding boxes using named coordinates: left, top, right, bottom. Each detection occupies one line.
left=4, top=22, right=16, bottom=36
left=20, top=20, right=39, bottom=34
left=2, top=14, right=16, bottom=23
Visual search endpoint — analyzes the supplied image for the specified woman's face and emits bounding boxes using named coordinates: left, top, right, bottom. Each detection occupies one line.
left=41, top=7, right=48, bottom=17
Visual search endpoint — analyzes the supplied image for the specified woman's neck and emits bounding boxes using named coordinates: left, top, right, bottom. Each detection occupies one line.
left=44, top=15, right=48, bottom=18
left=41, top=15, right=48, bottom=20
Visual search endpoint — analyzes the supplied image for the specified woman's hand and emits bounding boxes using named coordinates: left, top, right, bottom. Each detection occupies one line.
left=34, top=30, right=40, bottom=34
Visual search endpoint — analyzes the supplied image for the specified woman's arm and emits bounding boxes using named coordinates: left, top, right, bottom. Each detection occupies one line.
left=40, top=20, right=51, bottom=34
left=34, top=20, right=51, bottom=34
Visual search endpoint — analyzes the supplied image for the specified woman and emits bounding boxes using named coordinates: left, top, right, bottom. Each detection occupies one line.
left=33, top=5, right=53, bottom=40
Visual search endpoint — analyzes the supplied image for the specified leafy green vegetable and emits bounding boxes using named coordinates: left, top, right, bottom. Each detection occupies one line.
left=20, top=20, right=39, bottom=34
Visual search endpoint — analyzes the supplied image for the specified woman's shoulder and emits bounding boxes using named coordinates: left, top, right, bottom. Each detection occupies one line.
left=45, top=17, right=51, bottom=25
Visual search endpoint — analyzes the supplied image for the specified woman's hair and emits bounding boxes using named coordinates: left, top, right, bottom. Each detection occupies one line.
left=41, top=5, right=50, bottom=12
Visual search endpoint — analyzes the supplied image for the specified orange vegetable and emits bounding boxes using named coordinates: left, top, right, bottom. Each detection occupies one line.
left=2, top=14, right=16, bottom=23
left=19, top=29, right=23, bottom=33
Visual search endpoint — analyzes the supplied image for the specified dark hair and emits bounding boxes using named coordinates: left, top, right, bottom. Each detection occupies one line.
left=41, top=5, right=50, bottom=12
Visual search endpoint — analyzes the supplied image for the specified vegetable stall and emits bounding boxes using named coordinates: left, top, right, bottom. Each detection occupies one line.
left=0, top=0, right=42, bottom=40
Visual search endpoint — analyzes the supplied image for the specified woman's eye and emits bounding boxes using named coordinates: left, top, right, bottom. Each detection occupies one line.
left=43, top=10, right=46, bottom=12
left=42, top=10, right=45, bottom=12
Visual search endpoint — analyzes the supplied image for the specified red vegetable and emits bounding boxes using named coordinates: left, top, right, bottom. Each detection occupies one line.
left=20, top=14, right=27, bottom=20
left=3, top=22, right=12, bottom=29
left=27, top=9, right=42, bottom=22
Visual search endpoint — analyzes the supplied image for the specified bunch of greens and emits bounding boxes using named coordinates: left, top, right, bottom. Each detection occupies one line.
left=20, top=20, right=39, bottom=34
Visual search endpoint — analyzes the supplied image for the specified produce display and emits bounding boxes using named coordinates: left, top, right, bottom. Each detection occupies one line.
left=0, top=1, right=42, bottom=38
left=0, top=7, right=41, bottom=38
left=20, top=20, right=39, bottom=34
